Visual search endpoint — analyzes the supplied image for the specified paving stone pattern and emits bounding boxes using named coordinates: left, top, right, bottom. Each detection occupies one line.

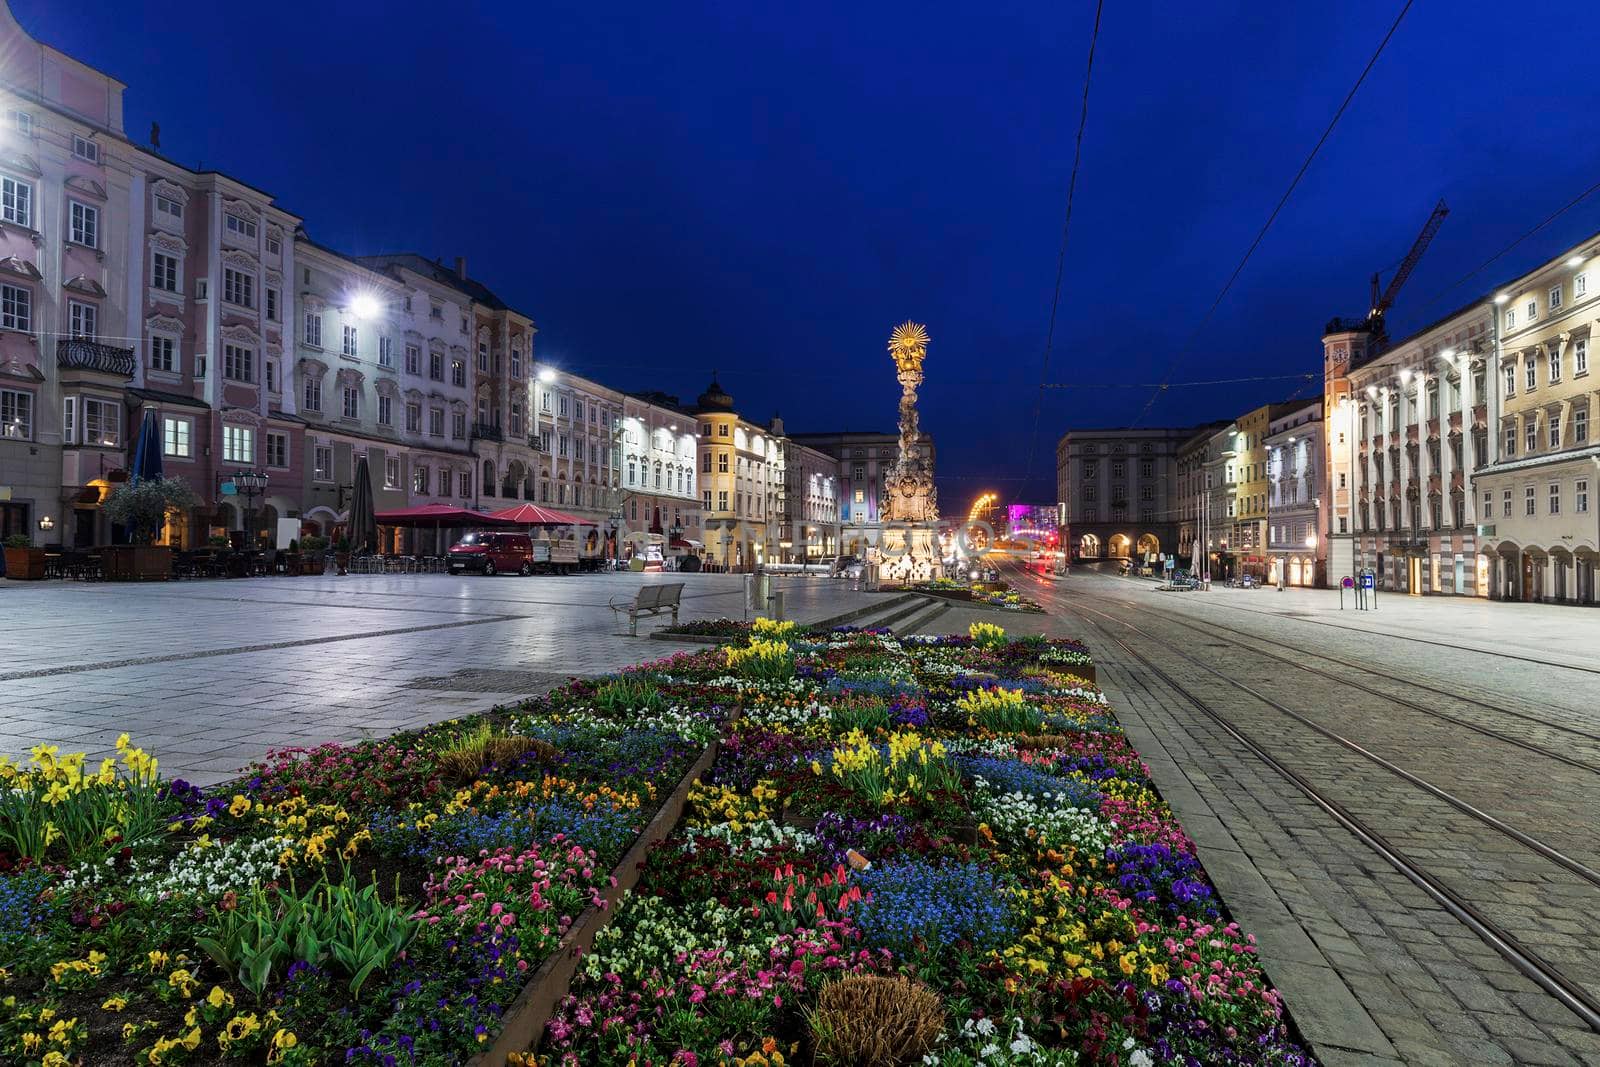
left=1013, top=569, right=1600, bottom=1066
left=0, top=572, right=888, bottom=785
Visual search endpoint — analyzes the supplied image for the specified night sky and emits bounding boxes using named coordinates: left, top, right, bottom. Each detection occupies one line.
left=23, top=1, right=1600, bottom=510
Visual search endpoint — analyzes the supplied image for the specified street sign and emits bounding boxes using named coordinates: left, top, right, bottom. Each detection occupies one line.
left=1341, top=576, right=1354, bottom=589
left=219, top=481, right=237, bottom=496
left=1164, top=558, right=1175, bottom=571
left=1360, top=573, right=1374, bottom=589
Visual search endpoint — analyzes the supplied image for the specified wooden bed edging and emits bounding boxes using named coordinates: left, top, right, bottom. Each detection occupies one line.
left=466, top=730, right=724, bottom=1066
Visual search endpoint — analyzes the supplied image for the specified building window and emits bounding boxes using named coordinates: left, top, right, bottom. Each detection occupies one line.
left=718, top=490, right=730, bottom=511
left=1484, top=490, right=1493, bottom=518
left=1550, top=284, right=1563, bottom=310
left=1, top=388, right=33, bottom=439
left=405, top=403, right=420, bottom=432
left=413, top=466, right=429, bottom=494
left=71, top=134, right=99, bottom=163
left=303, top=377, right=323, bottom=412
left=225, top=212, right=257, bottom=240
left=68, top=301, right=97, bottom=340
left=452, top=410, right=466, bottom=439
left=1502, top=488, right=1512, bottom=517
left=429, top=351, right=443, bottom=380
left=1, top=176, right=32, bottom=228
left=0, top=283, right=29, bottom=331
left=266, top=235, right=281, bottom=256
left=718, top=423, right=728, bottom=437
left=1525, top=486, right=1536, bottom=516
left=342, top=324, right=358, bottom=358
left=1549, top=483, right=1561, bottom=515
left=477, top=342, right=489, bottom=372
left=151, top=252, right=179, bottom=292
left=377, top=394, right=392, bottom=426
left=222, top=425, right=253, bottom=463
left=223, top=268, right=254, bottom=308
left=1505, top=307, right=1516, bottom=329
left=404, top=344, right=420, bottom=375
left=305, top=444, right=330, bottom=481
left=1526, top=354, right=1538, bottom=391
left=195, top=353, right=206, bottom=379
left=511, top=349, right=521, bottom=378
left=1550, top=418, right=1561, bottom=450
left=1578, top=274, right=1589, bottom=298
left=384, top=456, right=400, bottom=489
left=265, top=431, right=287, bottom=468
left=378, top=337, right=393, bottom=367
left=451, top=359, right=465, bottom=387
left=340, top=386, right=358, bottom=419
left=68, top=201, right=98, bottom=247
left=1503, top=363, right=1515, bottom=396
left=429, top=408, right=444, bottom=437
left=510, top=402, right=523, bottom=436
left=223, top=344, right=254, bottom=383
left=149, top=336, right=175, bottom=373
left=1525, top=421, right=1537, bottom=454
left=304, top=313, right=322, bottom=348
left=1577, top=408, right=1589, bottom=444
left=460, top=471, right=472, bottom=498
left=1526, top=299, right=1537, bottom=322
left=265, top=288, right=278, bottom=322
left=1579, top=480, right=1590, bottom=514
left=154, top=193, right=181, bottom=220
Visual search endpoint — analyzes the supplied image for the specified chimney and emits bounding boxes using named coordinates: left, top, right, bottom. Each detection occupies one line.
left=454, top=256, right=467, bottom=280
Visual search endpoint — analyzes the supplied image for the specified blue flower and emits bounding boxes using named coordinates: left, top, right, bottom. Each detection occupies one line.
left=853, top=861, right=1016, bottom=955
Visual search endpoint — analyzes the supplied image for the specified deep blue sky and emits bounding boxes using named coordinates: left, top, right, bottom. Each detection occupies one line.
left=24, top=1, right=1600, bottom=509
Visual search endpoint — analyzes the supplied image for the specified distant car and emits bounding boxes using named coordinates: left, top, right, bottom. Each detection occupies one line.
left=832, top=556, right=865, bottom=580
left=448, top=531, right=534, bottom=576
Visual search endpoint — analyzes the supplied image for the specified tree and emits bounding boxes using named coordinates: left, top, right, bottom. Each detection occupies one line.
left=102, top=478, right=201, bottom=544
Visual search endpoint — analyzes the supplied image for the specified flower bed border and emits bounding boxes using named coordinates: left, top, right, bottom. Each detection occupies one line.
left=465, top=719, right=730, bottom=1066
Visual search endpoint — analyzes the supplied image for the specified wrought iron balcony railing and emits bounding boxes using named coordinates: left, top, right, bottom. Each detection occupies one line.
left=57, top=338, right=136, bottom=378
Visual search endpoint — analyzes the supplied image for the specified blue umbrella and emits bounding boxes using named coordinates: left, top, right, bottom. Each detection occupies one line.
left=130, top=409, right=162, bottom=485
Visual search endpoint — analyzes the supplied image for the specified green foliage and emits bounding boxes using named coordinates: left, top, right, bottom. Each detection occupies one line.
left=300, top=535, right=330, bottom=552
left=196, top=871, right=418, bottom=1000
left=3, top=533, right=30, bottom=549
left=101, top=477, right=201, bottom=544
left=591, top=676, right=668, bottom=714
left=0, top=740, right=171, bottom=863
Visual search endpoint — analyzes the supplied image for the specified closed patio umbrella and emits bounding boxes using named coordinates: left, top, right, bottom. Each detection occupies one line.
left=130, top=409, right=162, bottom=485
left=349, top=455, right=377, bottom=555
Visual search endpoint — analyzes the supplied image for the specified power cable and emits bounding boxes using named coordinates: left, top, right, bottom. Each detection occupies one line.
left=1017, top=0, right=1105, bottom=502
left=1130, top=0, right=1416, bottom=428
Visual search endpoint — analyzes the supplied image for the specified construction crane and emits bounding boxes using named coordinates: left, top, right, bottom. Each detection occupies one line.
left=1365, top=198, right=1449, bottom=350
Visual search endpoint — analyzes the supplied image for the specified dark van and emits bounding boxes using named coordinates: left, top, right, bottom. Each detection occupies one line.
left=448, top=531, right=534, bottom=576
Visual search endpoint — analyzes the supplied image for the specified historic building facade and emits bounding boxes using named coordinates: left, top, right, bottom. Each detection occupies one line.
left=1265, top=399, right=1324, bottom=587
left=1324, top=301, right=1494, bottom=596
left=1174, top=421, right=1230, bottom=564
left=620, top=390, right=702, bottom=555
left=775, top=422, right=840, bottom=561
left=1056, top=426, right=1190, bottom=562
left=1476, top=235, right=1600, bottom=603
left=695, top=377, right=782, bottom=571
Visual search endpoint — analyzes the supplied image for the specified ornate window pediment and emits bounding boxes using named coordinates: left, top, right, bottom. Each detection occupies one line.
left=221, top=249, right=258, bottom=270
left=427, top=389, right=447, bottom=403
left=0, top=255, right=42, bottom=280
left=221, top=406, right=264, bottom=427
left=404, top=328, right=424, bottom=341
left=1, top=151, right=41, bottom=177
left=265, top=268, right=282, bottom=287
left=428, top=338, right=446, bottom=354
left=222, top=198, right=262, bottom=221
left=221, top=324, right=262, bottom=346
left=298, top=357, right=329, bottom=380
left=145, top=313, right=184, bottom=335
left=63, top=274, right=108, bottom=297
left=450, top=344, right=468, bottom=357
left=449, top=399, right=468, bottom=413
left=403, top=388, right=425, bottom=403
left=374, top=377, right=400, bottom=398
left=149, top=231, right=188, bottom=254
left=336, top=367, right=364, bottom=389
left=301, top=294, right=328, bottom=312
left=150, top=178, right=190, bottom=205
left=64, top=176, right=107, bottom=201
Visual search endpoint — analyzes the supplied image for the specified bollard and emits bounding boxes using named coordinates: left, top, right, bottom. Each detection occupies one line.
left=767, top=590, right=785, bottom=621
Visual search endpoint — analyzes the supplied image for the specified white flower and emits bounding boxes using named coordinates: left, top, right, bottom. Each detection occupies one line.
left=975, top=1017, right=996, bottom=1036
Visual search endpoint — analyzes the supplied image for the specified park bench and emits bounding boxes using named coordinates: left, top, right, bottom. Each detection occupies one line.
left=609, top=582, right=685, bottom=635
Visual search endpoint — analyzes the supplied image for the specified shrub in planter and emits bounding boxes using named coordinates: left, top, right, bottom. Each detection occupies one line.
left=102, top=477, right=200, bottom=544
left=3, top=533, right=45, bottom=580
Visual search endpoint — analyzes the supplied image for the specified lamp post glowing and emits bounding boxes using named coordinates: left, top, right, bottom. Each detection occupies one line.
left=350, top=292, right=382, bottom=320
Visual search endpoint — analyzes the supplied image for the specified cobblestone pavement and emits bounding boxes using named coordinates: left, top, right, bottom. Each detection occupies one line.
left=993, top=565, right=1600, bottom=1066
left=0, top=572, right=886, bottom=784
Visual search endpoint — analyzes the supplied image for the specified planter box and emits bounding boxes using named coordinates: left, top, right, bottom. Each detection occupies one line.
left=301, top=555, right=327, bottom=576
left=3, top=546, right=46, bottom=580
left=468, top=728, right=726, bottom=1066
left=100, top=544, right=172, bottom=581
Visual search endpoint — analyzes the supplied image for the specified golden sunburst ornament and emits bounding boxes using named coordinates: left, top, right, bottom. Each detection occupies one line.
left=888, top=321, right=929, bottom=373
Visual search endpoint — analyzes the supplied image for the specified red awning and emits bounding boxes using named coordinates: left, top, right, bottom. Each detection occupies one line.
left=488, top=502, right=586, bottom=525
left=373, top=503, right=518, bottom=528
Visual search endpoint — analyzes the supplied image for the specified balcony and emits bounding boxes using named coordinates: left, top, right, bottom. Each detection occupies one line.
left=471, top=421, right=504, bottom=443
left=57, top=338, right=135, bottom=379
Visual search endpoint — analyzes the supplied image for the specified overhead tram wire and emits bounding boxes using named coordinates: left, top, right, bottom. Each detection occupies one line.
left=1017, top=0, right=1105, bottom=505
left=1129, top=0, right=1416, bottom=428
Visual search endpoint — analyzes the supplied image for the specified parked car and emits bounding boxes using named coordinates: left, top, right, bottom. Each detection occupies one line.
left=832, top=555, right=865, bottom=580
left=448, top=531, right=535, bottom=576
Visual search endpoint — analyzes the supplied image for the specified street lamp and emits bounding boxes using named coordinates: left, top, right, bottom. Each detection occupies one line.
left=231, top=470, right=268, bottom=546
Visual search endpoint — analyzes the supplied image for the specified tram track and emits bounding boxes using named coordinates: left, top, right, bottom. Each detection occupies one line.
left=1047, top=585, right=1600, bottom=774
left=1018, top=576, right=1600, bottom=1033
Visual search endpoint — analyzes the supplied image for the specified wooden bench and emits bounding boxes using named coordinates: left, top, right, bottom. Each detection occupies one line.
left=609, top=582, right=685, bottom=635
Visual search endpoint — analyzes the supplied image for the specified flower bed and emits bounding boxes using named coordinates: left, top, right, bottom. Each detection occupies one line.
left=911, top=579, right=1046, bottom=614
left=0, top=660, right=732, bottom=1066
left=530, top=622, right=1310, bottom=1066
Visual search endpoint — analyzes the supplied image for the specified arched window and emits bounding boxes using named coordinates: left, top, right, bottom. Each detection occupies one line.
left=483, top=460, right=495, bottom=494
